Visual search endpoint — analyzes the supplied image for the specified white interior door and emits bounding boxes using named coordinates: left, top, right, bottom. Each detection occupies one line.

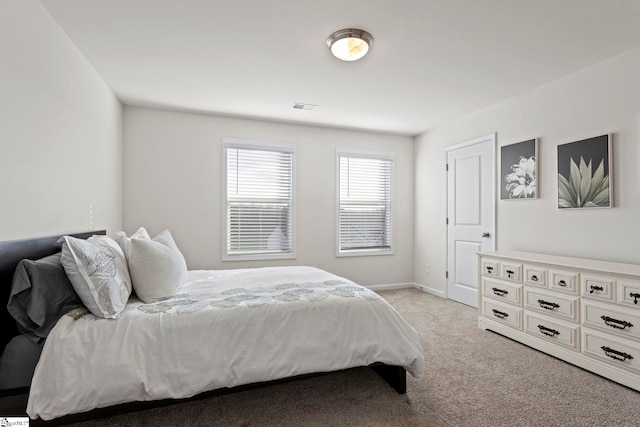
left=446, top=134, right=495, bottom=307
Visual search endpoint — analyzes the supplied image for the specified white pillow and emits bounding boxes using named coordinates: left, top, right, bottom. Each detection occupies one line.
left=128, top=230, right=188, bottom=303
left=59, top=235, right=132, bottom=319
left=115, top=227, right=151, bottom=261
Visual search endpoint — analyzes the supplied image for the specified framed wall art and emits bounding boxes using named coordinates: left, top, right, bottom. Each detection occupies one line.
left=557, top=134, right=612, bottom=209
left=501, top=138, right=537, bottom=200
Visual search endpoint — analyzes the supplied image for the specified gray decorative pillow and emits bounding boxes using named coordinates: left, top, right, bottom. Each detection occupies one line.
left=59, top=235, right=132, bottom=319
left=7, top=252, right=83, bottom=342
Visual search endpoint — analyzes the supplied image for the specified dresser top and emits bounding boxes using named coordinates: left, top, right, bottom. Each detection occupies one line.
left=479, top=251, right=640, bottom=277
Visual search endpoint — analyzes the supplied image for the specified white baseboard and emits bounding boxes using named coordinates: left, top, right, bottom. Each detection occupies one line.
left=367, top=282, right=446, bottom=299
left=367, top=283, right=415, bottom=291
left=412, top=283, right=446, bottom=298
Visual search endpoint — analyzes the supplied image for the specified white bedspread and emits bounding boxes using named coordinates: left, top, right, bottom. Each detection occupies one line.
left=27, top=266, right=425, bottom=420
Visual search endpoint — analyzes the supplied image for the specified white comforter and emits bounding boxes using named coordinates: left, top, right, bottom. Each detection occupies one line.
left=27, top=266, right=425, bottom=420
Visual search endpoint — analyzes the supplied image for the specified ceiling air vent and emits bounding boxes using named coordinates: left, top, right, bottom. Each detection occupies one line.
left=292, top=102, right=317, bottom=111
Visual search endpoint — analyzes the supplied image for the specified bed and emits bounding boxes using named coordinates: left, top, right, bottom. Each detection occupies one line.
left=0, top=230, right=425, bottom=422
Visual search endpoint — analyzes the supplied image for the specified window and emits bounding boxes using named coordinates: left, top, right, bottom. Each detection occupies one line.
left=337, top=149, right=394, bottom=256
left=223, top=138, right=296, bottom=260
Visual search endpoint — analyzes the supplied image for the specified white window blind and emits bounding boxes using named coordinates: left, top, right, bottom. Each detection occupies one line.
left=338, top=151, right=393, bottom=255
left=223, top=139, right=296, bottom=260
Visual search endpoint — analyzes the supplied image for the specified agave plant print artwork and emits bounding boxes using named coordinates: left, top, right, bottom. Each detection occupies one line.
left=557, top=134, right=612, bottom=209
left=501, top=139, right=537, bottom=199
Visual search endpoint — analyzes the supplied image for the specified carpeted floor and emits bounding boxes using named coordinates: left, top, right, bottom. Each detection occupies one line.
left=64, top=288, right=640, bottom=426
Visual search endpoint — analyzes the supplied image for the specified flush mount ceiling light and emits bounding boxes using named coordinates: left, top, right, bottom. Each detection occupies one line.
left=326, top=28, right=373, bottom=61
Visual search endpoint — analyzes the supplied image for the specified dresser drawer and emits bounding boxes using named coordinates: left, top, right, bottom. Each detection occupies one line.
left=549, top=269, right=579, bottom=295
left=583, top=301, right=640, bottom=341
left=582, top=274, right=615, bottom=303
left=525, top=289, right=579, bottom=322
left=482, top=279, right=522, bottom=306
left=482, top=299, right=522, bottom=330
left=618, top=278, right=640, bottom=309
left=525, top=312, right=580, bottom=351
left=482, top=259, right=499, bottom=277
left=582, top=329, right=640, bottom=375
left=500, top=262, right=522, bottom=283
left=524, top=265, right=547, bottom=288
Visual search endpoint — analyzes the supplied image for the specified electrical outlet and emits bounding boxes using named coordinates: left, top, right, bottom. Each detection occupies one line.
left=425, top=264, right=430, bottom=273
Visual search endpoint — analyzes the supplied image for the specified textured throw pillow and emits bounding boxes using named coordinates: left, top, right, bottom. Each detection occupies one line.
left=128, top=230, right=188, bottom=303
left=115, top=227, right=151, bottom=261
left=7, top=252, right=84, bottom=342
left=59, top=235, right=132, bottom=318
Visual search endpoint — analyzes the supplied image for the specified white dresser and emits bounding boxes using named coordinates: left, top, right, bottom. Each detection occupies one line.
left=478, top=251, right=640, bottom=391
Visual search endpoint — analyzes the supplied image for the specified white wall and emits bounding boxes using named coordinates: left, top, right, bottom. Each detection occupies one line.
left=0, top=0, right=123, bottom=241
left=415, top=47, right=640, bottom=294
left=123, top=106, right=414, bottom=286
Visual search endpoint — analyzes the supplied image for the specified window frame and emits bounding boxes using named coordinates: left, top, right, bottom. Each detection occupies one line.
left=222, top=137, right=297, bottom=261
left=336, top=148, right=395, bottom=257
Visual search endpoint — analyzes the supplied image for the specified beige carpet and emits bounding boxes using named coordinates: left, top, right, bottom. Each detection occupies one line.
left=63, top=288, right=640, bottom=426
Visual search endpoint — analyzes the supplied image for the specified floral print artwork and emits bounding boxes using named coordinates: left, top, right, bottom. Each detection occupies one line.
left=501, top=139, right=537, bottom=200
left=505, top=156, right=536, bottom=198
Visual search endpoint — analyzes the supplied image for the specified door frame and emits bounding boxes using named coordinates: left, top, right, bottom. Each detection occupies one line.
left=443, top=133, right=496, bottom=300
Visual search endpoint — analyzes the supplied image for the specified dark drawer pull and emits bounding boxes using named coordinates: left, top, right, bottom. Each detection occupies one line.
left=601, top=346, right=634, bottom=362
left=492, top=309, right=509, bottom=319
left=630, top=292, right=640, bottom=305
left=557, top=280, right=567, bottom=287
left=505, top=269, right=515, bottom=278
left=537, top=325, right=560, bottom=337
left=601, top=315, right=634, bottom=330
left=486, top=266, right=494, bottom=274
left=537, top=299, right=560, bottom=310
left=530, top=274, right=539, bottom=282
left=590, top=285, right=604, bottom=294
left=492, top=287, right=509, bottom=297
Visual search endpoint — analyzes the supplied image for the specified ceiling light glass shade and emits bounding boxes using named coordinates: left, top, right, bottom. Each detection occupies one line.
left=326, top=28, right=373, bottom=61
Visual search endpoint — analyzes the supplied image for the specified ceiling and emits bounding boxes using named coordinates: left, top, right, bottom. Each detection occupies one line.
left=39, top=0, right=640, bottom=136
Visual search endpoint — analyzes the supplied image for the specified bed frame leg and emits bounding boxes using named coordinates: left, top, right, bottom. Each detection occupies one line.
left=372, top=364, right=406, bottom=394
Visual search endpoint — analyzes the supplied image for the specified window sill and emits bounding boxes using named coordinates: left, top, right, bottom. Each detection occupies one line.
left=222, top=253, right=296, bottom=262
left=336, top=249, right=394, bottom=258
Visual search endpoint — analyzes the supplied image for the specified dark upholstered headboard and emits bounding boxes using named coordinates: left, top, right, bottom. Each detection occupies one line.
left=0, top=230, right=105, bottom=391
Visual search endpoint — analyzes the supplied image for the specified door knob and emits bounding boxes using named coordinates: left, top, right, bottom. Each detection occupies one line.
left=482, top=232, right=490, bottom=238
